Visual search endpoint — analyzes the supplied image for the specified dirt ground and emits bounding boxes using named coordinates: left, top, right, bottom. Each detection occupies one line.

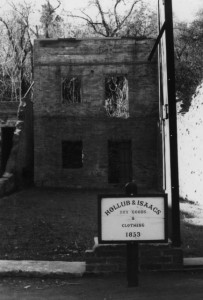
left=0, top=187, right=122, bottom=261
left=1, top=271, right=203, bottom=300
left=0, top=188, right=203, bottom=261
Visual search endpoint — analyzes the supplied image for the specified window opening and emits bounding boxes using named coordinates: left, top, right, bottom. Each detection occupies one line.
left=62, top=77, right=81, bottom=103
left=62, top=141, right=83, bottom=169
left=105, top=75, right=129, bottom=118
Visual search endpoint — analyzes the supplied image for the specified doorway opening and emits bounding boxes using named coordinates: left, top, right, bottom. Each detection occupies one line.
left=108, top=140, right=132, bottom=184
left=1, top=127, right=15, bottom=175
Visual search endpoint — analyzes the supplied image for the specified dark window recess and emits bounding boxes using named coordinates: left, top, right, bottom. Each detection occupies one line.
left=108, top=140, right=132, bottom=184
left=62, top=77, right=81, bottom=103
left=62, top=141, right=83, bottom=169
left=1, top=127, right=15, bottom=175
left=105, top=75, right=129, bottom=118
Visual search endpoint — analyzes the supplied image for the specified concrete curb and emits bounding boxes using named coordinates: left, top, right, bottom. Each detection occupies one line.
left=0, top=260, right=86, bottom=278
left=184, top=258, right=203, bottom=269
left=0, top=258, right=203, bottom=278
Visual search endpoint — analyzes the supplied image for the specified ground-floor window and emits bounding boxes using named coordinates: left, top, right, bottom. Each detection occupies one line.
left=108, top=140, right=132, bottom=184
left=62, top=141, right=83, bottom=169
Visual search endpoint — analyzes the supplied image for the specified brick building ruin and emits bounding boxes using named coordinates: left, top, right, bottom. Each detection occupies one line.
left=34, top=38, right=161, bottom=191
left=0, top=0, right=183, bottom=270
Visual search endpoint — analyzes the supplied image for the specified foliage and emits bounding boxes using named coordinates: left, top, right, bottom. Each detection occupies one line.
left=0, top=5, right=33, bottom=101
left=40, top=0, right=63, bottom=38
left=120, top=2, right=157, bottom=38
left=178, top=81, right=203, bottom=203
left=174, top=13, right=203, bottom=113
left=0, top=0, right=63, bottom=102
left=180, top=199, right=203, bottom=257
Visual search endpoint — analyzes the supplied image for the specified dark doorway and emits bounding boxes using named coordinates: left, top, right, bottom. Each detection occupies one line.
left=1, top=127, right=15, bottom=175
left=62, top=140, right=83, bottom=169
left=108, top=140, right=132, bottom=184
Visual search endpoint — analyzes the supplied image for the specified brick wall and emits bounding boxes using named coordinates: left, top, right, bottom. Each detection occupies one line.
left=85, top=241, right=183, bottom=274
left=34, top=38, right=161, bottom=190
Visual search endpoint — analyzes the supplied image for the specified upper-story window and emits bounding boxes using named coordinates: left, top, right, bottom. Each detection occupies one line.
left=104, top=75, right=129, bottom=118
left=62, top=76, right=81, bottom=103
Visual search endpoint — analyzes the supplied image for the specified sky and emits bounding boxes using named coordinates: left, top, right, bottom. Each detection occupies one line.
left=62, top=0, right=203, bottom=22
left=0, top=0, right=202, bottom=23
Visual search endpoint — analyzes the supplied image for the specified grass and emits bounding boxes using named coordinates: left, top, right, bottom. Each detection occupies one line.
left=0, top=188, right=203, bottom=260
left=180, top=198, right=203, bottom=257
left=0, top=188, right=101, bottom=261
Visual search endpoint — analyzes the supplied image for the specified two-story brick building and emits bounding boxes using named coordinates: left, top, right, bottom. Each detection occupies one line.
left=34, top=38, right=161, bottom=191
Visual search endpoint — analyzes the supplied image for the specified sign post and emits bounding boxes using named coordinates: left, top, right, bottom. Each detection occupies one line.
left=127, top=242, right=139, bottom=287
left=98, top=186, right=167, bottom=287
left=125, top=182, right=139, bottom=287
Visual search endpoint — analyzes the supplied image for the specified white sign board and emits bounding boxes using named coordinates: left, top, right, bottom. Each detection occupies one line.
left=98, top=195, right=167, bottom=243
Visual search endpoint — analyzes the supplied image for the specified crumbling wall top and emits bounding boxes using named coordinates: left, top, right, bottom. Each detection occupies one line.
left=34, top=38, right=156, bottom=66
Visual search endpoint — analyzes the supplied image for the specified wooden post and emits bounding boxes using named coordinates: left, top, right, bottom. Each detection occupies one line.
left=127, top=242, right=139, bottom=287
left=164, top=0, right=181, bottom=247
left=125, top=181, right=139, bottom=287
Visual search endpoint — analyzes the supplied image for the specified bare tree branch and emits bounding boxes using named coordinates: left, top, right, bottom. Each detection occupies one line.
left=95, top=0, right=110, bottom=36
left=0, top=2, right=35, bottom=102
left=67, top=0, right=142, bottom=37
left=0, top=17, right=20, bottom=62
left=7, top=1, right=39, bottom=38
left=114, top=0, right=122, bottom=26
left=40, top=0, right=62, bottom=38
left=46, top=0, right=61, bottom=14
left=67, top=13, right=107, bottom=37
left=112, top=0, right=141, bottom=36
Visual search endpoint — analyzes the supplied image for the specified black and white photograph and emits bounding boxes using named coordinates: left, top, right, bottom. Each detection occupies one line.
left=0, top=0, right=203, bottom=298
